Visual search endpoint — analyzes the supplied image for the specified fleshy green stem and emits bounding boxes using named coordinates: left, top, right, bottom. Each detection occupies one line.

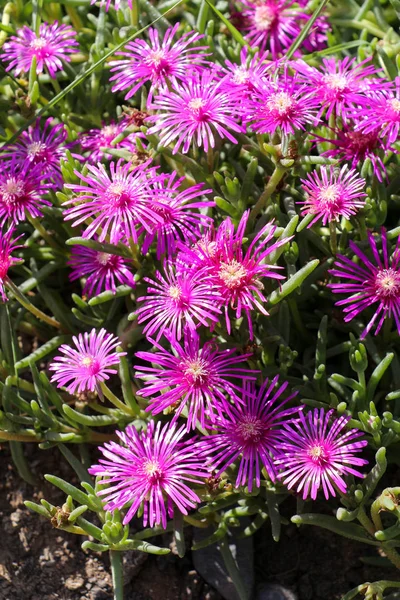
left=329, top=221, right=338, bottom=254
left=358, top=506, right=400, bottom=570
left=219, top=537, right=249, bottom=600
left=100, top=382, right=134, bottom=415
left=110, top=550, right=124, bottom=600
left=249, top=164, right=286, bottom=225
left=130, top=0, right=139, bottom=26
left=5, top=278, right=62, bottom=330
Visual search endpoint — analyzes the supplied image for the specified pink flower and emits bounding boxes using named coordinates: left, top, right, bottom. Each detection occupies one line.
left=0, top=159, right=52, bottom=225
left=2, top=22, right=78, bottom=78
left=49, top=328, right=124, bottom=395
left=299, top=165, right=366, bottom=227
left=68, top=243, right=136, bottom=298
left=352, top=78, right=400, bottom=145
left=63, top=160, right=162, bottom=244
left=0, top=227, right=23, bottom=301
left=110, top=23, right=208, bottom=99
left=136, top=261, right=222, bottom=342
left=89, top=420, right=207, bottom=527
left=78, top=120, right=145, bottom=164
left=139, top=171, right=214, bottom=259
left=199, top=376, right=299, bottom=491
left=276, top=408, right=367, bottom=500
left=134, top=327, right=257, bottom=430
left=147, top=70, right=244, bottom=154
left=219, top=47, right=272, bottom=97
left=329, top=229, right=400, bottom=338
left=243, top=71, right=319, bottom=136
left=2, top=118, right=68, bottom=186
left=293, top=57, right=386, bottom=121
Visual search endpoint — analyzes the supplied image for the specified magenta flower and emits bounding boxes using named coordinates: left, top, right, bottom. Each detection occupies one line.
left=199, top=376, right=299, bottom=491
left=244, top=72, right=319, bottom=136
left=352, top=78, right=400, bottom=145
left=136, top=261, right=222, bottom=342
left=68, top=243, right=136, bottom=298
left=49, top=328, right=124, bottom=395
left=89, top=420, right=207, bottom=527
left=0, top=159, right=52, bottom=225
left=135, top=327, right=257, bottom=430
left=139, top=172, right=214, bottom=259
left=299, top=166, right=366, bottom=227
left=219, top=47, right=272, bottom=97
left=63, top=160, right=162, bottom=244
left=276, top=408, right=367, bottom=500
left=110, top=23, right=208, bottom=99
left=147, top=70, right=244, bottom=154
left=0, top=227, right=23, bottom=301
left=91, top=0, right=132, bottom=10
left=313, top=121, right=390, bottom=183
left=2, top=118, right=68, bottom=186
left=293, top=57, right=385, bottom=120
left=2, top=22, right=78, bottom=78
left=329, top=229, right=400, bottom=338
left=182, top=211, right=291, bottom=339
left=239, top=0, right=303, bottom=57
left=78, top=120, right=144, bottom=164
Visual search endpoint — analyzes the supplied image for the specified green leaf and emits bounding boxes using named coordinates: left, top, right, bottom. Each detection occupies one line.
left=88, top=286, right=132, bottom=306
left=45, top=474, right=98, bottom=511
left=204, top=0, right=249, bottom=47
left=15, top=336, right=70, bottom=371
left=291, top=513, right=380, bottom=546
left=63, top=404, right=120, bottom=427
left=268, top=260, right=319, bottom=305
left=66, top=237, right=131, bottom=258
left=286, top=0, right=330, bottom=60
left=173, top=511, right=186, bottom=558
left=192, top=522, right=228, bottom=550
left=367, top=354, right=394, bottom=403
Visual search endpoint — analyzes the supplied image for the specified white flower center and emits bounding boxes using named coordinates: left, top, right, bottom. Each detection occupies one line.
left=0, top=178, right=25, bottom=204
left=323, top=73, right=348, bottom=91
left=188, top=97, right=206, bottom=111
left=219, top=259, right=248, bottom=289
left=389, top=98, right=400, bottom=113
left=30, top=38, right=47, bottom=50
left=96, top=252, right=112, bottom=266
left=143, top=459, right=163, bottom=481
left=318, top=184, right=341, bottom=205
left=101, top=125, right=118, bottom=138
left=168, top=285, right=182, bottom=300
left=27, top=141, right=46, bottom=157
left=182, top=358, right=209, bottom=385
left=237, top=416, right=265, bottom=444
left=267, top=92, right=294, bottom=116
left=148, top=49, right=166, bottom=66
left=308, top=444, right=328, bottom=463
left=375, top=268, right=400, bottom=298
left=254, top=5, right=276, bottom=31
left=232, top=67, right=250, bottom=85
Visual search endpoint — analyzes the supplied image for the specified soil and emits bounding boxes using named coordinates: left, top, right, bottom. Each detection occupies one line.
left=0, top=443, right=398, bottom=600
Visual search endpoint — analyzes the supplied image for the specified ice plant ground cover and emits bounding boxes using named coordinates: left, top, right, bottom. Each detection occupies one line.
left=1, top=0, right=400, bottom=599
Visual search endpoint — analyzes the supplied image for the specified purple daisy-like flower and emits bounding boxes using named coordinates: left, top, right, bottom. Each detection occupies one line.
left=182, top=211, right=291, bottom=339
left=1, top=118, right=68, bottom=186
left=313, top=121, right=390, bottom=183
left=0, top=159, right=52, bottom=225
left=299, top=165, right=366, bottom=227
left=329, top=229, right=400, bottom=338
left=49, top=328, right=124, bottom=395
left=239, top=0, right=303, bottom=57
left=0, top=227, right=24, bottom=301
left=2, top=22, right=78, bottom=78
left=293, top=57, right=385, bottom=121
left=147, top=70, right=244, bottom=154
left=276, top=408, right=367, bottom=500
left=63, top=160, right=162, bottom=243
left=68, top=242, right=136, bottom=298
left=219, top=47, right=272, bottom=97
left=139, top=172, right=214, bottom=259
left=89, top=420, right=207, bottom=527
left=199, top=376, right=299, bottom=491
left=135, top=327, right=257, bottom=430
left=243, top=72, right=319, bottom=136
left=110, top=23, right=208, bottom=99
left=90, top=0, right=132, bottom=10
left=78, top=120, right=144, bottom=164
left=352, top=78, right=400, bottom=145
left=136, top=261, right=222, bottom=342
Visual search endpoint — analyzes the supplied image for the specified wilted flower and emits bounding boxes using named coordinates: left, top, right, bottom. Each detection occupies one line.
left=89, top=420, right=207, bottom=527
left=135, top=327, right=257, bottom=430
left=136, top=261, right=222, bottom=342
left=329, top=229, right=400, bottom=338
left=276, top=408, right=367, bottom=500
left=110, top=23, right=208, bottom=99
left=299, top=165, right=366, bottom=227
left=68, top=243, right=136, bottom=298
left=139, top=172, right=214, bottom=259
left=0, top=227, right=23, bottom=301
left=147, top=70, right=244, bottom=154
left=50, top=328, right=124, bottom=395
left=0, top=159, right=52, bottom=225
left=63, top=160, right=162, bottom=243
left=293, top=57, right=384, bottom=120
left=78, top=120, right=144, bottom=164
left=2, top=118, right=68, bottom=186
left=244, top=72, right=319, bottom=136
left=199, top=376, right=299, bottom=491
left=2, top=22, right=78, bottom=78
